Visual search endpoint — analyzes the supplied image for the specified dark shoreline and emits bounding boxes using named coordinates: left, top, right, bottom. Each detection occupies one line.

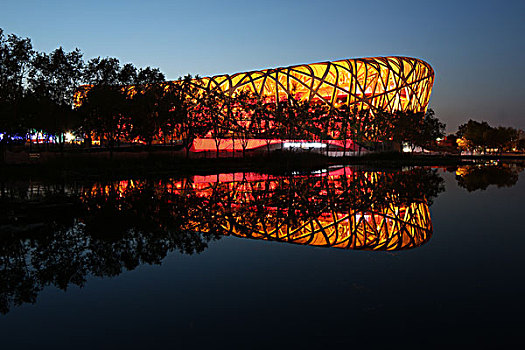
left=2, top=151, right=525, bottom=181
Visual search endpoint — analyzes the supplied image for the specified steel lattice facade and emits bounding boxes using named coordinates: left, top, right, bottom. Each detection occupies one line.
left=75, top=56, right=434, bottom=114
left=73, top=56, right=434, bottom=150
left=191, top=56, right=434, bottom=113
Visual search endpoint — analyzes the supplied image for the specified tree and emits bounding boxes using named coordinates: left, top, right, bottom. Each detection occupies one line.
left=118, top=63, right=137, bottom=85
left=336, top=105, right=361, bottom=155
left=115, top=64, right=165, bottom=146
left=457, top=120, right=518, bottom=154
left=128, top=84, right=164, bottom=147
left=390, top=109, right=445, bottom=152
left=0, top=29, right=34, bottom=154
left=172, top=75, right=209, bottom=157
left=256, top=99, right=278, bottom=153
left=27, top=47, right=84, bottom=148
left=347, top=108, right=374, bottom=155
left=135, top=67, right=165, bottom=85
left=487, top=126, right=519, bottom=153
left=79, top=58, right=167, bottom=148
left=29, top=47, right=84, bottom=107
left=203, top=88, right=226, bottom=157
left=83, top=57, right=121, bottom=86
left=457, top=119, right=492, bottom=153
left=156, top=81, right=180, bottom=145
left=78, top=57, right=126, bottom=148
left=79, top=85, right=128, bottom=150
left=416, top=108, right=446, bottom=149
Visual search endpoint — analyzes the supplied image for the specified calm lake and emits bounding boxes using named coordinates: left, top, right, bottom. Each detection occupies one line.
left=1, top=162, right=524, bottom=348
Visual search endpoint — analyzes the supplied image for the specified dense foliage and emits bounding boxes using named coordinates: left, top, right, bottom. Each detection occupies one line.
left=456, top=119, right=523, bottom=154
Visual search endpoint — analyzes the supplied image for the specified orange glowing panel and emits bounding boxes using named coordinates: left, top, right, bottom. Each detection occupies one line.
left=191, top=56, right=434, bottom=113
left=75, top=56, right=434, bottom=114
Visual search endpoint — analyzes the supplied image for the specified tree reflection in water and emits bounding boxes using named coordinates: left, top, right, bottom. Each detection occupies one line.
left=0, top=166, right=445, bottom=313
left=455, top=161, right=525, bottom=192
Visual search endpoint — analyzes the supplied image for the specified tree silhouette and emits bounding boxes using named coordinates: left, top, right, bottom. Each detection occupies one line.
left=0, top=29, right=33, bottom=158
left=456, top=163, right=524, bottom=191
left=172, top=75, right=210, bottom=157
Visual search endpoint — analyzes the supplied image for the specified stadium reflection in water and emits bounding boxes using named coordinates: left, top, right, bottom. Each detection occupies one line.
left=0, top=166, right=444, bottom=313
left=80, top=167, right=437, bottom=251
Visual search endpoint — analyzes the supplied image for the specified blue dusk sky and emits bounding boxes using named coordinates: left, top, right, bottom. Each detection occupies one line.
left=1, top=0, right=524, bottom=131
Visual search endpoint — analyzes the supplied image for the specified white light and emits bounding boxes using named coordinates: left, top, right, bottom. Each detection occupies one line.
left=65, top=132, right=75, bottom=143
left=283, top=142, right=327, bottom=149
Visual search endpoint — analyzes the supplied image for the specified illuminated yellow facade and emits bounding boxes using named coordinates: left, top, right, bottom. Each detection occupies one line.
left=72, top=56, right=435, bottom=149
left=75, top=56, right=434, bottom=114
left=191, top=56, right=434, bottom=113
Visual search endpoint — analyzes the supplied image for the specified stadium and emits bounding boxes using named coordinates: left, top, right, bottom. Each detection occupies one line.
left=75, top=56, right=434, bottom=154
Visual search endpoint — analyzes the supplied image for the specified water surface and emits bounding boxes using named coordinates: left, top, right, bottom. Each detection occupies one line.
left=0, top=163, right=524, bottom=348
